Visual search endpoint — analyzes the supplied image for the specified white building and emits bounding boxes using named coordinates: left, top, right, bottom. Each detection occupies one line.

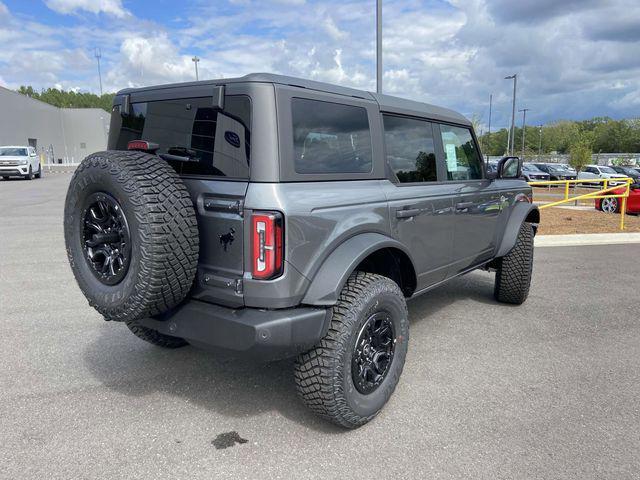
left=0, top=86, right=110, bottom=164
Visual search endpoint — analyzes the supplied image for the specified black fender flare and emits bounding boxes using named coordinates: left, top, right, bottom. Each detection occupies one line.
left=495, top=202, right=540, bottom=258
left=301, top=233, right=416, bottom=306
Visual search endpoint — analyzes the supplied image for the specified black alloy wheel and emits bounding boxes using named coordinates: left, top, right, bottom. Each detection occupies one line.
left=351, top=312, right=396, bottom=395
left=81, top=192, right=131, bottom=285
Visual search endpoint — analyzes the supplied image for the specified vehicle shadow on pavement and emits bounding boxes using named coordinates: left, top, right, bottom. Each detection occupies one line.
left=83, top=324, right=345, bottom=434
left=407, top=270, right=500, bottom=323
left=82, top=271, right=498, bottom=433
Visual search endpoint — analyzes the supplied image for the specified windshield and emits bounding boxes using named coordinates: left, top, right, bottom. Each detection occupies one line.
left=522, top=164, right=539, bottom=172
left=600, top=166, right=617, bottom=174
left=0, top=147, right=28, bottom=156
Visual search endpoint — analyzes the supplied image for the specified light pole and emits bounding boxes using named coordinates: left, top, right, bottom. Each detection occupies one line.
left=518, top=108, right=529, bottom=160
left=538, top=125, right=543, bottom=160
left=504, top=74, right=517, bottom=155
left=488, top=93, right=492, bottom=137
left=376, top=0, right=382, bottom=93
left=192, top=56, right=200, bottom=81
left=95, top=48, right=103, bottom=95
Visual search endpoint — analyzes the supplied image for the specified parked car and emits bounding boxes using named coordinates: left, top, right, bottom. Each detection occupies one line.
left=532, top=163, right=577, bottom=180
left=0, top=146, right=43, bottom=180
left=578, top=165, right=629, bottom=185
left=521, top=163, right=550, bottom=182
left=611, top=165, right=640, bottom=182
left=63, top=73, right=539, bottom=429
left=557, top=163, right=577, bottom=175
left=595, top=181, right=640, bottom=214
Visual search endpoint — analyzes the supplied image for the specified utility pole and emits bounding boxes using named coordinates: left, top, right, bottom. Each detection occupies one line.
left=518, top=108, right=529, bottom=160
left=192, top=56, right=200, bottom=81
left=95, top=48, right=103, bottom=95
left=376, top=0, right=382, bottom=93
left=504, top=74, right=517, bottom=155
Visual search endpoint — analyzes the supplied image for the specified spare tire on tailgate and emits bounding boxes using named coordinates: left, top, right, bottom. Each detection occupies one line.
left=64, top=151, right=199, bottom=322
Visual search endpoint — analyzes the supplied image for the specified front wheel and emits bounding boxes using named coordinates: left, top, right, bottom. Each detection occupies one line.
left=295, top=272, right=409, bottom=428
left=494, top=222, right=534, bottom=305
left=35, top=163, right=43, bottom=178
left=24, top=166, right=34, bottom=180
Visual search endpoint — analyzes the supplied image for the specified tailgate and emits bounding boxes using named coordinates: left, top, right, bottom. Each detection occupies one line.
left=182, top=178, right=248, bottom=308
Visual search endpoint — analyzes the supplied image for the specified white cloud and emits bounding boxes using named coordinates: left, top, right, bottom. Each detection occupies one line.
left=112, top=33, right=195, bottom=87
left=44, top=0, right=129, bottom=18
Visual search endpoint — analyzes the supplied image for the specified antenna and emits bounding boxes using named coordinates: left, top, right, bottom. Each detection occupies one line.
left=95, top=48, right=103, bottom=95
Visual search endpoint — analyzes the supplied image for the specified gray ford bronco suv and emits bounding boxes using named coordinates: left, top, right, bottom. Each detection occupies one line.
left=64, top=73, right=539, bottom=428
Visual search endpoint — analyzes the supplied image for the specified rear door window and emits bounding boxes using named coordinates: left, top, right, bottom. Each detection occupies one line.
left=438, top=124, right=483, bottom=180
left=383, top=115, right=437, bottom=183
left=291, top=98, right=372, bottom=174
left=110, top=95, right=251, bottom=178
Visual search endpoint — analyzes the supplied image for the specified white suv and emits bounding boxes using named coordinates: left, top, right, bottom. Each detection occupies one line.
left=0, top=146, right=43, bottom=180
left=578, top=164, right=628, bottom=185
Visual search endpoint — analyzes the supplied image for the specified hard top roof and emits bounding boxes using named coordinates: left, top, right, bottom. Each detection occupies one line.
left=117, top=73, right=470, bottom=126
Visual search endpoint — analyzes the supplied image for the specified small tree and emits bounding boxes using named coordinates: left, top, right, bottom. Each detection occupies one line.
left=569, top=140, right=592, bottom=173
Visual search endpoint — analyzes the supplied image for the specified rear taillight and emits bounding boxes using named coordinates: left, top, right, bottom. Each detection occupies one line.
left=251, top=211, right=284, bottom=280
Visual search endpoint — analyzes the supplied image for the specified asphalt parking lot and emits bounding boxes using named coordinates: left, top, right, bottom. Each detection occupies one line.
left=1, top=173, right=639, bottom=480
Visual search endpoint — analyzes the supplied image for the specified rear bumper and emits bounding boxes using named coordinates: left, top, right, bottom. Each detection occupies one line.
left=137, top=300, right=330, bottom=360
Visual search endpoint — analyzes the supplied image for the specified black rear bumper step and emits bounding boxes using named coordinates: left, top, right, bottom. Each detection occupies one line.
left=138, top=300, right=330, bottom=360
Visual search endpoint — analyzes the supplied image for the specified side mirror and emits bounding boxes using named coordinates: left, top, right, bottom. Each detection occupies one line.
left=497, top=156, right=522, bottom=179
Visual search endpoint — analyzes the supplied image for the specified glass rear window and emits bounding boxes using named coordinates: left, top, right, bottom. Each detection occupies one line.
left=108, top=95, right=251, bottom=178
left=291, top=98, right=372, bottom=174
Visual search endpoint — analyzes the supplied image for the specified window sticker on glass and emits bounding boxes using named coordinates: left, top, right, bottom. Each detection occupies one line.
left=445, top=143, right=457, bottom=171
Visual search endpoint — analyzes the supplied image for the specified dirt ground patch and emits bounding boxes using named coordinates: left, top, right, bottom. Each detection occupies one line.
left=537, top=206, right=640, bottom=234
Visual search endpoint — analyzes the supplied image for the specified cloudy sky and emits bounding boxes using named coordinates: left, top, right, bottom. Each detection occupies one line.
left=0, top=0, right=638, bottom=128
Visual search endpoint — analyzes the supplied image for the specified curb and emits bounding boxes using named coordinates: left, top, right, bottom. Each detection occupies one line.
left=536, top=233, right=640, bottom=247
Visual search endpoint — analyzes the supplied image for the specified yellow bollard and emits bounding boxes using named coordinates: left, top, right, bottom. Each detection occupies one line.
left=620, top=196, right=627, bottom=230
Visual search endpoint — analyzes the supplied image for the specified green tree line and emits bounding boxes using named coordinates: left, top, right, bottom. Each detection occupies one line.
left=17, top=86, right=115, bottom=112
left=479, top=117, right=640, bottom=156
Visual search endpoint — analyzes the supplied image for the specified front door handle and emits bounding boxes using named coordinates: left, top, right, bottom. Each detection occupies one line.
left=396, top=208, right=421, bottom=219
left=455, top=201, right=474, bottom=212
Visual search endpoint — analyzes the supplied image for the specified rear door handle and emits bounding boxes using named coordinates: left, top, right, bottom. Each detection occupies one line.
left=396, top=208, right=421, bottom=219
left=455, top=201, right=474, bottom=211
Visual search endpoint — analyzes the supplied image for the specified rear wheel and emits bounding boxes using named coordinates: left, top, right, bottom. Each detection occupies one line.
left=125, top=321, right=188, bottom=348
left=600, top=197, right=619, bottom=214
left=295, top=272, right=409, bottom=428
left=494, top=222, right=534, bottom=305
left=64, top=151, right=199, bottom=322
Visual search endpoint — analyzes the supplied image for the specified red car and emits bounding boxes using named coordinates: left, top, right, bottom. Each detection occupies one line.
left=595, top=182, right=640, bottom=214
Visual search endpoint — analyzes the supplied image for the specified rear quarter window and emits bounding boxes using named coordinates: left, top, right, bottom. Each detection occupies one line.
left=291, top=98, right=372, bottom=174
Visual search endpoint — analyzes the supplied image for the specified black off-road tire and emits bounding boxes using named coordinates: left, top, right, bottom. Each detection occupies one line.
left=494, top=222, right=534, bottom=305
left=64, top=151, right=199, bottom=322
left=125, top=321, right=188, bottom=349
left=295, top=272, right=409, bottom=429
